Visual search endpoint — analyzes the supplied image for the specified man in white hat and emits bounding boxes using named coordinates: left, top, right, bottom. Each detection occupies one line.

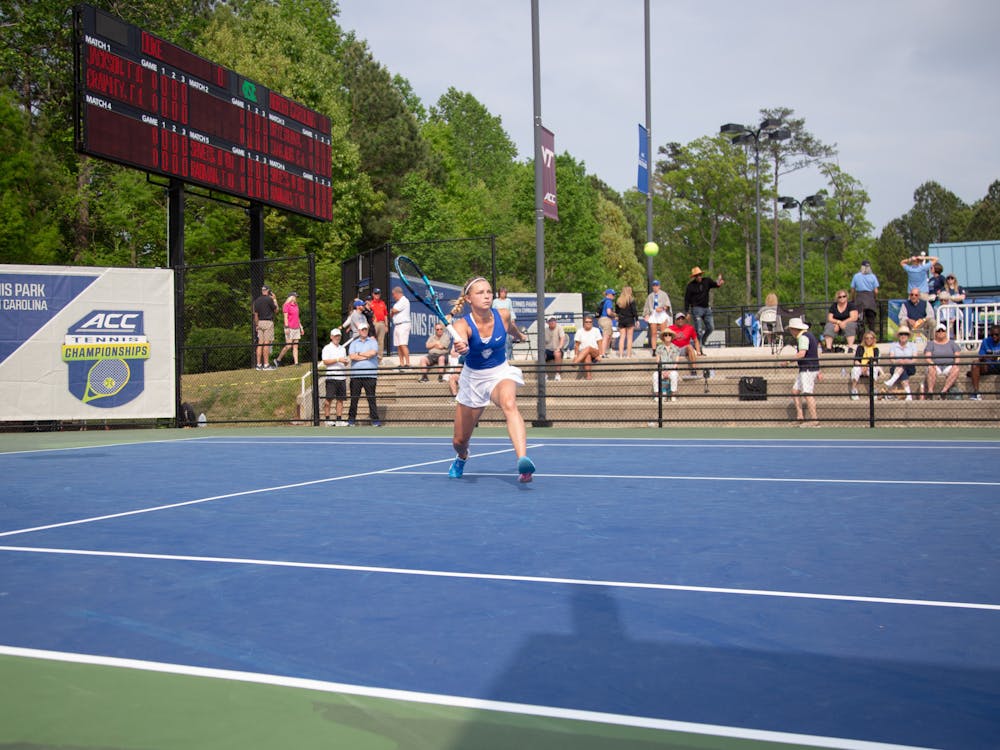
left=883, top=326, right=917, bottom=400
left=785, top=317, right=820, bottom=426
left=320, top=328, right=349, bottom=425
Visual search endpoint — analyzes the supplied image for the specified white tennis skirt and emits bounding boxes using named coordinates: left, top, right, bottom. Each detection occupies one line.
left=456, top=361, right=525, bottom=409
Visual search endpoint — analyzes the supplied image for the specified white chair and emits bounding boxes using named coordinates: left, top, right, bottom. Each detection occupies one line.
left=759, top=307, right=783, bottom=353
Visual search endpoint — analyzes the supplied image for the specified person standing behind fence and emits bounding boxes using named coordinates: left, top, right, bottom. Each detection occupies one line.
left=252, top=285, right=278, bottom=370
left=642, top=280, right=671, bottom=356
left=274, top=292, right=303, bottom=366
left=370, top=288, right=388, bottom=356
left=785, top=317, right=820, bottom=427
left=616, top=286, right=639, bottom=358
left=347, top=323, right=380, bottom=426
left=900, top=253, right=939, bottom=300
left=391, top=286, right=411, bottom=368
left=684, top=266, right=723, bottom=350
left=321, top=328, right=349, bottom=426
left=850, top=260, right=880, bottom=338
left=597, top=288, right=616, bottom=357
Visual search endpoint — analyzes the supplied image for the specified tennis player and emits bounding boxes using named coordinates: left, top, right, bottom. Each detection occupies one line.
left=448, top=276, right=535, bottom=482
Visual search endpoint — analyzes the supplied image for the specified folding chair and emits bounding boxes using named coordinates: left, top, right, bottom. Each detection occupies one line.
left=759, top=308, right=783, bottom=353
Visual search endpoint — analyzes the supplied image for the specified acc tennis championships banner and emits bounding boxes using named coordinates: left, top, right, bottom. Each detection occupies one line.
left=0, top=265, right=175, bottom=421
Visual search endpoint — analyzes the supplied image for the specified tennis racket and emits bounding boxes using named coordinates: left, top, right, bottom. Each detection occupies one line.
left=393, top=255, right=465, bottom=342
left=83, top=358, right=131, bottom=403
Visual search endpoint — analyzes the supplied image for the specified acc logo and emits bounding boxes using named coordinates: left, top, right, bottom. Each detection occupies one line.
left=61, top=310, right=151, bottom=408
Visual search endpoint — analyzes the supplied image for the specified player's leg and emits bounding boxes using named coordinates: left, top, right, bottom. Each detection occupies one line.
left=450, top=402, right=483, bottom=477
left=491, top=379, right=534, bottom=480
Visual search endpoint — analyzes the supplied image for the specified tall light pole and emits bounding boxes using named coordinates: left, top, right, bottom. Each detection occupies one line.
left=720, top=119, right=789, bottom=305
left=779, top=193, right=825, bottom=303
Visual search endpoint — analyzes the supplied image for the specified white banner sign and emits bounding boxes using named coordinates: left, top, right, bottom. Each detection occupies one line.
left=0, top=265, right=175, bottom=421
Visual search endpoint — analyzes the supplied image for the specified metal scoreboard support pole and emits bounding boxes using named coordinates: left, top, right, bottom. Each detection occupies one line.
left=531, top=0, right=550, bottom=427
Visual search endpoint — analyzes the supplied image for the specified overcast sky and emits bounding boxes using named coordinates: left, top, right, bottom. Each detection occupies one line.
left=337, top=0, right=1000, bottom=233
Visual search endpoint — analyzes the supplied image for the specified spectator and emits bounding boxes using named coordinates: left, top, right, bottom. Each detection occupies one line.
left=683, top=266, right=724, bottom=349
left=597, top=288, right=616, bottom=357
left=616, top=285, right=639, bottom=358
left=274, top=291, right=303, bottom=366
left=320, top=328, right=349, bottom=426
left=347, top=323, right=381, bottom=426
left=343, top=299, right=367, bottom=339
left=899, top=253, right=939, bottom=299
left=390, top=286, right=411, bottom=367
left=937, top=273, right=967, bottom=339
left=654, top=328, right=680, bottom=401
left=252, top=284, right=278, bottom=370
left=850, top=329, right=884, bottom=400
left=927, top=262, right=945, bottom=304
left=642, top=279, right=671, bottom=355
left=969, top=324, right=1000, bottom=401
left=369, top=288, right=389, bottom=356
left=543, top=316, right=567, bottom=381
left=823, top=289, right=859, bottom=351
left=419, top=323, right=451, bottom=382
left=573, top=315, right=602, bottom=379
left=665, top=310, right=700, bottom=370
left=882, top=326, right=917, bottom=400
left=849, top=260, right=880, bottom=338
left=491, top=286, right=523, bottom=360
left=899, top=287, right=933, bottom=336
left=784, top=317, right=820, bottom=427
left=923, top=322, right=962, bottom=399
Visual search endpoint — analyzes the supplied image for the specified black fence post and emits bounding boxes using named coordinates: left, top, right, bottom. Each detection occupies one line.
left=868, top=359, right=876, bottom=428
left=309, top=253, right=320, bottom=427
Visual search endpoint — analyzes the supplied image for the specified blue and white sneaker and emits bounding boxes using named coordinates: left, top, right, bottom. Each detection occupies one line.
left=448, top=456, right=467, bottom=478
left=517, top=456, right=535, bottom=483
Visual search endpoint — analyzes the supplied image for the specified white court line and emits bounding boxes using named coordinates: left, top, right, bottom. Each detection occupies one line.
left=1, top=545, right=996, bottom=611
left=390, top=470, right=1000, bottom=487
left=0, top=446, right=524, bottom=539
left=0, top=646, right=932, bottom=750
left=0, top=436, right=206, bottom=457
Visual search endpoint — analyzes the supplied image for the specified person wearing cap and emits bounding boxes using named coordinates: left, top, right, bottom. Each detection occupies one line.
left=274, top=291, right=303, bottom=366
left=850, top=260, right=880, bottom=338
left=342, top=298, right=367, bottom=339
left=683, top=266, right=724, bottom=349
left=369, top=288, right=389, bottom=356
left=882, top=326, right=917, bottom=400
left=252, top=285, right=278, bottom=370
left=347, top=321, right=381, bottom=426
left=784, top=317, right=821, bottom=426
left=597, top=288, right=617, bottom=357
left=390, top=286, right=411, bottom=367
left=543, top=316, right=567, bottom=380
left=900, top=287, right=933, bottom=336
left=899, top=252, right=939, bottom=300
left=822, top=289, right=859, bottom=352
left=665, top=310, right=700, bottom=369
left=969, top=325, right=1000, bottom=401
left=320, top=329, right=349, bottom=425
left=654, top=327, right=680, bottom=400
left=642, top=279, right=672, bottom=355
left=922, top=322, right=961, bottom=398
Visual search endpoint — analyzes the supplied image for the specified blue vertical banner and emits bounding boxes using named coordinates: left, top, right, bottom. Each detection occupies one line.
left=540, top=126, right=558, bottom=221
left=637, top=123, right=649, bottom=195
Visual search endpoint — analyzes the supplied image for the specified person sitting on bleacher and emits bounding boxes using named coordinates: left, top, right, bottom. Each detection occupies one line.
left=899, top=288, right=933, bottom=337
left=823, top=289, right=859, bottom=352
left=969, top=324, right=1000, bottom=401
left=923, top=322, right=962, bottom=399
left=665, top=311, right=700, bottom=372
left=850, top=329, right=883, bottom=400
left=882, top=326, right=917, bottom=400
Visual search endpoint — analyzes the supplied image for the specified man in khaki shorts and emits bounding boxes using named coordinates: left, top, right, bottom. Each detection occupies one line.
left=252, top=285, right=278, bottom=370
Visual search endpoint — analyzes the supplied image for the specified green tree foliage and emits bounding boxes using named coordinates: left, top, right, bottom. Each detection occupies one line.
left=892, top=181, right=970, bottom=257
left=961, top=180, right=1000, bottom=241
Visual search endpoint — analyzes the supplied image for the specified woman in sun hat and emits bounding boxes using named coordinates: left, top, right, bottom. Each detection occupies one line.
left=785, top=317, right=821, bottom=427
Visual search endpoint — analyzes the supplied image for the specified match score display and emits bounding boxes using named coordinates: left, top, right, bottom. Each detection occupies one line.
left=74, top=4, right=333, bottom=221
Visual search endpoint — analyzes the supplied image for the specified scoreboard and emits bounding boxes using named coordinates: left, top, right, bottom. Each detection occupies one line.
left=74, top=4, right=333, bottom=221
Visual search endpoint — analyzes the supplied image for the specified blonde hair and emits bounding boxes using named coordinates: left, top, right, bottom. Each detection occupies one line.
left=764, top=293, right=778, bottom=307
left=617, top=286, right=634, bottom=307
left=862, top=330, right=876, bottom=343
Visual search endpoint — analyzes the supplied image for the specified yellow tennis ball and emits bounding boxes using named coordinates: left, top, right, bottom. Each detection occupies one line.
left=643, top=241, right=659, bottom=257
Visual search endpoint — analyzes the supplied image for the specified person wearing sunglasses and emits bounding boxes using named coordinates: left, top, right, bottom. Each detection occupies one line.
left=900, top=287, right=933, bottom=336
left=823, top=289, right=859, bottom=352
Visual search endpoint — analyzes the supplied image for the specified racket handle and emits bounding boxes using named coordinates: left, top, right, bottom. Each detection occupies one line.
left=446, top=323, right=466, bottom=344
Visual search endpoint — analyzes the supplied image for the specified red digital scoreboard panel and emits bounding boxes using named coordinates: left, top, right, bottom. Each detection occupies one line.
left=75, top=4, right=333, bottom=221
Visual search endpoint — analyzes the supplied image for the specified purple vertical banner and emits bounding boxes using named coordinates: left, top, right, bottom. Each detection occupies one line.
left=637, top=123, right=649, bottom=194
left=540, top=126, right=558, bottom=221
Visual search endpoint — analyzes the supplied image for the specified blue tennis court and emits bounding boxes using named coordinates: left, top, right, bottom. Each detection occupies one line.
left=1, top=430, right=998, bottom=749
